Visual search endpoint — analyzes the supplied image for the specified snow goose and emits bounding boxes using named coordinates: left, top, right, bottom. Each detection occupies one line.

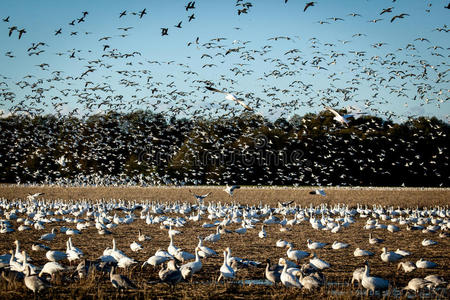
left=180, top=247, right=202, bottom=280
left=32, top=243, right=50, bottom=252
left=394, top=249, right=410, bottom=257
left=307, top=239, right=327, bottom=249
left=287, top=245, right=309, bottom=263
left=174, top=248, right=195, bottom=263
left=331, top=241, right=349, bottom=249
left=39, top=261, right=65, bottom=280
left=424, top=275, right=447, bottom=288
left=421, top=238, right=437, bottom=246
left=354, top=248, right=374, bottom=257
left=218, top=250, right=235, bottom=282
left=138, top=229, right=151, bottom=241
left=110, top=265, right=136, bottom=290
left=234, top=221, right=247, bottom=235
left=46, top=250, right=67, bottom=262
left=361, top=262, right=389, bottom=296
left=258, top=225, right=267, bottom=239
left=368, top=233, right=383, bottom=244
left=167, top=235, right=180, bottom=257
left=265, top=259, right=281, bottom=284
left=403, top=278, right=432, bottom=294
left=380, top=247, right=403, bottom=263
left=415, top=258, right=437, bottom=269
left=276, top=239, right=290, bottom=248
left=204, top=225, right=221, bottom=243
left=299, top=272, right=321, bottom=290
left=159, top=260, right=182, bottom=286
left=279, top=258, right=302, bottom=288
left=309, top=253, right=331, bottom=270
left=24, top=265, right=50, bottom=294
left=142, top=254, right=169, bottom=268
left=397, top=261, right=416, bottom=273
left=223, top=184, right=241, bottom=196
left=351, top=267, right=365, bottom=286
left=196, top=236, right=216, bottom=258
left=130, top=241, right=143, bottom=252
left=13, top=240, right=26, bottom=262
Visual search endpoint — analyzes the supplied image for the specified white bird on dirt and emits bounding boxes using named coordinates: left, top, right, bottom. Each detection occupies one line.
left=397, top=261, right=416, bottom=273
left=361, top=261, right=389, bottom=296
left=279, top=258, right=302, bottom=288
left=39, top=228, right=57, bottom=241
left=167, top=235, right=180, bottom=256
left=142, top=255, right=169, bottom=268
left=174, top=248, right=195, bottom=263
left=46, top=250, right=67, bottom=262
left=67, top=237, right=83, bottom=257
left=9, top=250, right=24, bottom=272
left=218, top=250, right=235, bottom=282
left=387, top=224, right=399, bottom=233
left=204, top=225, right=221, bottom=243
left=130, top=241, right=143, bottom=252
left=332, top=241, right=349, bottom=249
left=39, top=261, right=65, bottom=279
left=32, top=243, right=50, bottom=252
left=415, top=258, right=437, bottom=269
left=403, top=278, right=432, bottom=294
left=351, top=266, right=365, bottom=286
left=13, top=240, right=26, bottom=263
left=354, top=248, right=374, bottom=257
left=380, top=247, right=403, bottom=263
left=258, top=225, right=267, bottom=239
left=307, top=239, right=327, bottom=249
left=394, top=249, right=410, bottom=257
left=287, top=245, right=309, bottom=263
left=309, top=253, right=331, bottom=270
left=276, top=239, right=291, bottom=248
left=424, top=275, right=447, bottom=288
left=196, top=236, right=216, bottom=258
left=138, top=229, right=151, bottom=242
left=368, top=233, right=383, bottom=244
left=206, top=86, right=253, bottom=111
left=421, top=238, right=437, bottom=246
left=234, top=221, right=247, bottom=235
left=180, top=247, right=202, bottom=279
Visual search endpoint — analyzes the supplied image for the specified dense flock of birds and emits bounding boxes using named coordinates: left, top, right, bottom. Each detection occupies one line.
left=0, top=192, right=448, bottom=296
left=0, top=1, right=448, bottom=187
left=0, top=1, right=448, bottom=120
left=1, top=110, right=447, bottom=186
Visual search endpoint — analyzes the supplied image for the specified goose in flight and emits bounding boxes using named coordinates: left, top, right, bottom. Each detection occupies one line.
left=325, top=106, right=353, bottom=127
left=206, top=86, right=253, bottom=111
left=27, top=192, right=44, bottom=201
left=189, top=190, right=212, bottom=202
left=309, top=189, right=326, bottom=196
left=224, top=184, right=240, bottom=196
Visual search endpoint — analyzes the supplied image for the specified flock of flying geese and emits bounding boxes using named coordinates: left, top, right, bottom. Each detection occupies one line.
left=0, top=191, right=448, bottom=296
left=0, top=1, right=447, bottom=121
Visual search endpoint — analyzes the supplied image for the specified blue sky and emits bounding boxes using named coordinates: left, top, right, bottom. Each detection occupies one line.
left=0, top=0, right=448, bottom=121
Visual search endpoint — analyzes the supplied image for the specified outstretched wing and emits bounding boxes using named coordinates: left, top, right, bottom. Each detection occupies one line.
left=235, top=99, right=253, bottom=111
left=206, top=86, right=226, bottom=94
left=325, top=106, right=341, bottom=118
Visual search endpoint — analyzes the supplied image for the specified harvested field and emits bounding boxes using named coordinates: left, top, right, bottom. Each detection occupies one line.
left=0, top=185, right=449, bottom=299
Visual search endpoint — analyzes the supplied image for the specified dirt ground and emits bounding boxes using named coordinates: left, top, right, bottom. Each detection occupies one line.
left=0, top=185, right=449, bottom=299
